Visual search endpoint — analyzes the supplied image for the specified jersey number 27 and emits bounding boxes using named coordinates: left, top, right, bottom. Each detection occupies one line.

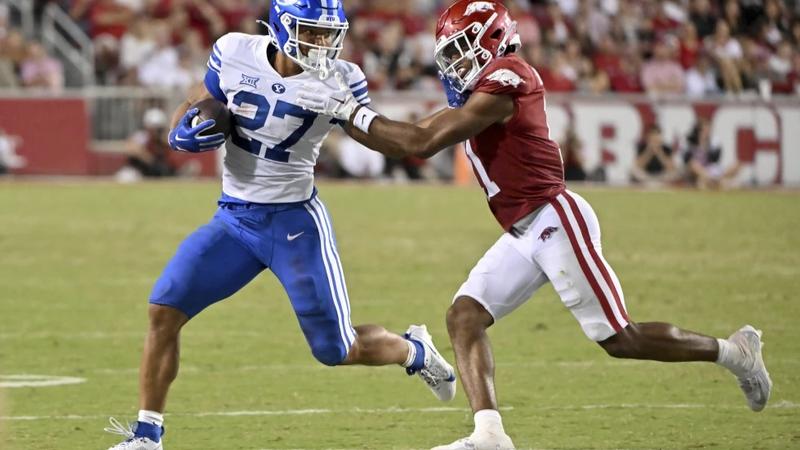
left=230, top=91, right=317, bottom=163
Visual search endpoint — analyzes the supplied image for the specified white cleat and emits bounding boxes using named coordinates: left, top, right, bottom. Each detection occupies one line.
left=728, top=325, right=772, bottom=412
left=105, top=417, right=164, bottom=450
left=431, top=431, right=515, bottom=450
left=405, top=324, right=457, bottom=401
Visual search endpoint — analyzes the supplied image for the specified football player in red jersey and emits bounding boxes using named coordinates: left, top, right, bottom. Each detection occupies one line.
left=298, top=1, right=772, bottom=449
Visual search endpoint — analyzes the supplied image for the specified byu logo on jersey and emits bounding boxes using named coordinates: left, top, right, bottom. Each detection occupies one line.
left=272, top=83, right=286, bottom=94
left=465, top=1, right=495, bottom=15
left=487, top=69, right=524, bottom=88
left=240, top=74, right=260, bottom=89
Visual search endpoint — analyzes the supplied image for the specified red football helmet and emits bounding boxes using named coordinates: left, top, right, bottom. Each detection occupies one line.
left=434, top=0, right=520, bottom=93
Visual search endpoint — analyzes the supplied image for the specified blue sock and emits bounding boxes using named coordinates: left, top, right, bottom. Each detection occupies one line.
left=407, top=339, right=426, bottom=373
left=134, top=421, right=164, bottom=442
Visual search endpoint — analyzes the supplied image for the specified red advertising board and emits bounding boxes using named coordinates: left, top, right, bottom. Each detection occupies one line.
left=543, top=96, right=800, bottom=186
left=0, top=97, right=218, bottom=176
left=0, top=97, right=91, bottom=175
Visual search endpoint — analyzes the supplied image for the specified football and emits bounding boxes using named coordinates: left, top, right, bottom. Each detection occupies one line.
left=189, top=97, right=231, bottom=137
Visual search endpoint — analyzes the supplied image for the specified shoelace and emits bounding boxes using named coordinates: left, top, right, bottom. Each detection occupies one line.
left=739, top=375, right=765, bottom=393
left=104, top=417, right=135, bottom=440
left=418, top=368, right=441, bottom=386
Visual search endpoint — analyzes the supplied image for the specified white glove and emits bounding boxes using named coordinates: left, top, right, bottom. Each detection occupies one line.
left=297, top=71, right=360, bottom=121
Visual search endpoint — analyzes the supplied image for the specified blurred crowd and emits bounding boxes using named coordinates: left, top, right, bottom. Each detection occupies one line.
left=1, top=0, right=799, bottom=96
left=0, top=5, right=64, bottom=90
left=527, top=0, right=800, bottom=97
left=559, top=116, right=743, bottom=189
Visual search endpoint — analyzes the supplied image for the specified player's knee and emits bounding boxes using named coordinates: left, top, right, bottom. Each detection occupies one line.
left=310, top=342, right=348, bottom=366
left=600, top=339, right=633, bottom=359
left=598, top=327, right=641, bottom=359
left=447, top=297, right=493, bottom=334
left=147, top=304, right=188, bottom=337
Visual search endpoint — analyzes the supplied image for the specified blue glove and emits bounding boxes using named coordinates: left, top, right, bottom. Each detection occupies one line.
left=439, top=72, right=470, bottom=108
left=168, top=108, right=226, bottom=152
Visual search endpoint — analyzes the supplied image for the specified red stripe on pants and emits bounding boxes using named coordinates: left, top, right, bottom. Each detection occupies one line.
left=549, top=197, right=622, bottom=332
left=562, top=192, right=629, bottom=323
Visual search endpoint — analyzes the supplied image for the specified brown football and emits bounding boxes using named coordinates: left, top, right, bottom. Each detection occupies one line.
left=189, top=98, right=231, bottom=137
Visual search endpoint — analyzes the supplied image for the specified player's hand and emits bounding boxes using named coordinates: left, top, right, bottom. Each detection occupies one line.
left=439, top=72, right=470, bottom=108
left=296, top=72, right=360, bottom=121
left=167, top=108, right=226, bottom=153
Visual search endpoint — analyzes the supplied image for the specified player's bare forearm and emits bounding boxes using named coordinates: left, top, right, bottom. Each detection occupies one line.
left=343, top=116, right=444, bottom=159
left=344, top=92, right=513, bottom=159
left=416, top=109, right=450, bottom=128
left=170, top=81, right=214, bottom=129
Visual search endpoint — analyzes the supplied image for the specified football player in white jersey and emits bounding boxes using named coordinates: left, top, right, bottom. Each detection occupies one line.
left=104, top=1, right=456, bottom=449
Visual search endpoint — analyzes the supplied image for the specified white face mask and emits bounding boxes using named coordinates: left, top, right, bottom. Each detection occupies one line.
left=300, top=47, right=333, bottom=80
left=283, top=16, right=348, bottom=80
left=435, top=30, right=491, bottom=93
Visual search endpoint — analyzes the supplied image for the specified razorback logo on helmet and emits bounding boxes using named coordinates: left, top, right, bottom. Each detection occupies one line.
left=486, top=69, right=524, bottom=87
left=465, top=1, right=495, bottom=15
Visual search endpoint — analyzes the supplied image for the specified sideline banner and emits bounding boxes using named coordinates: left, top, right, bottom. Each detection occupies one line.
left=1, top=94, right=797, bottom=185
left=0, top=97, right=90, bottom=175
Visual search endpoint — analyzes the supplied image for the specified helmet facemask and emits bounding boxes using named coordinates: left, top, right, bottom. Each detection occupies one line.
left=434, top=25, right=493, bottom=93
left=274, top=13, right=348, bottom=80
left=434, top=10, right=519, bottom=93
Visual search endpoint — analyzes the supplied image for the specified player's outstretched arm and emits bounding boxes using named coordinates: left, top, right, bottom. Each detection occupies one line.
left=341, top=93, right=510, bottom=159
left=414, top=109, right=450, bottom=129
left=296, top=75, right=514, bottom=159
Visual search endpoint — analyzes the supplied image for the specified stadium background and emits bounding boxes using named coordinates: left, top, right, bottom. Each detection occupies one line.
left=1, top=1, right=799, bottom=449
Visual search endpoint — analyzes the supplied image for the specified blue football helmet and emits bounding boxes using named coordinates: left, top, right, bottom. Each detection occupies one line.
left=267, top=0, right=349, bottom=79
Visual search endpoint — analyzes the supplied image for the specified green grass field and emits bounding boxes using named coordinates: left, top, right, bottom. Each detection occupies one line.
left=1, top=181, right=798, bottom=450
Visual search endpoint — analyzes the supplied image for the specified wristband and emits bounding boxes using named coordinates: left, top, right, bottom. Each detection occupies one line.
left=353, top=107, right=379, bottom=134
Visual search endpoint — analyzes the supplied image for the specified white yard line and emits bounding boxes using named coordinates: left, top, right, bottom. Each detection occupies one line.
left=3, top=401, right=798, bottom=422
left=0, top=375, right=86, bottom=388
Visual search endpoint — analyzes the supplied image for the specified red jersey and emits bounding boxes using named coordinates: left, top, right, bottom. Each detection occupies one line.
left=467, top=55, right=566, bottom=232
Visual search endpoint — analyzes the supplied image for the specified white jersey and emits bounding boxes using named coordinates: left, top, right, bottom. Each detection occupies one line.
left=205, top=32, right=371, bottom=203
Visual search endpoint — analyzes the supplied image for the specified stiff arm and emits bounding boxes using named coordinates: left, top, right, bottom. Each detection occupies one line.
left=342, top=92, right=514, bottom=159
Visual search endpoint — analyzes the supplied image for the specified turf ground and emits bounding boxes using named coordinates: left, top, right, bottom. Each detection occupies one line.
left=0, top=181, right=798, bottom=450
